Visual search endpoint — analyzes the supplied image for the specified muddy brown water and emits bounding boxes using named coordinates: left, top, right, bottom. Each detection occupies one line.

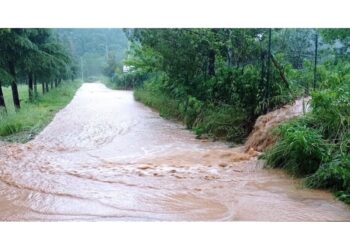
left=0, top=83, right=349, bottom=221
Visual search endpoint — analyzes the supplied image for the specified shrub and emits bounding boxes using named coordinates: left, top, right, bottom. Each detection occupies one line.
left=134, top=85, right=182, bottom=120
left=178, top=96, right=203, bottom=129
left=110, top=71, right=150, bottom=90
left=135, top=79, right=250, bottom=143
left=305, top=155, right=350, bottom=191
left=194, top=105, right=249, bottom=142
left=263, top=80, right=350, bottom=203
left=311, top=85, right=350, bottom=140
left=263, top=120, right=329, bottom=176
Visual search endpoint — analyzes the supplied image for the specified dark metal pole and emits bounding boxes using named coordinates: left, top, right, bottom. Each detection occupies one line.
left=313, top=32, right=318, bottom=90
left=266, top=29, right=272, bottom=110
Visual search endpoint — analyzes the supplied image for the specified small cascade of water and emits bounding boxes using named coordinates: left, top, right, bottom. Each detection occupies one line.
left=244, top=97, right=311, bottom=152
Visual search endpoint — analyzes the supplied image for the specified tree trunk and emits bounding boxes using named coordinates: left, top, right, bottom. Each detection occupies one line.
left=11, top=80, right=20, bottom=110
left=266, top=29, right=272, bottom=111
left=28, top=72, right=34, bottom=102
left=33, top=74, right=38, bottom=97
left=42, top=82, right=45, bottom=94
left=227, top=47, right=232, bottom=67
left=45, top=82, right=49, bottom=93
left=208, top=49, right=216, bottom=76
left=8, top=61, right=20, bottom=110
left=260, top=50, right=266, bottom=96
left=270, top=53, right=289, bottom=89
left=313, top=33, right=318, bottom=91
left=0, top=81, right=6, bottom=112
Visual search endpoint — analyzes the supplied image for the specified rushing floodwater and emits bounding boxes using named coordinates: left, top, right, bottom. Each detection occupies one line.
left=0, top=83, right=349, bottom=221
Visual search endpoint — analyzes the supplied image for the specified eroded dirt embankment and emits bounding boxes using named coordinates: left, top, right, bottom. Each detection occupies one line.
left=0, top=84, right=349, bottom=221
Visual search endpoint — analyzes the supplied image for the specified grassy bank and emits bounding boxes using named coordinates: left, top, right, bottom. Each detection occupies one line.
left=134, top=81, right=250, bottom=143
left=262, top=83, right=350, bottom=204
left=0, top=80, right=81, bottom=142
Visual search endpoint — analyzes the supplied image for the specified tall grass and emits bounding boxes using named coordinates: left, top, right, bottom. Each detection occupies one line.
left=262, top=119, right=329, bottom=176
left=134, top=87, right=182, bottom=120
left=262, top=82, right=350, bottom=203
left=0, top=81, right=81, bottom=142
left=193, top=105, right=249, bottom=142
left=134, top=82, right=250, bottom=143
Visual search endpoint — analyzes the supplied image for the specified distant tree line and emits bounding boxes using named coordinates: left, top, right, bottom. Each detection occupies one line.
left=55, top=29, right=128, bottom=81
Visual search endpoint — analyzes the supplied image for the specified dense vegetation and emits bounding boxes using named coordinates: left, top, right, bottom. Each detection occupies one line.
left=262, top=29, right=350, bottom=203
left=115, top=29, right=318, bottom=142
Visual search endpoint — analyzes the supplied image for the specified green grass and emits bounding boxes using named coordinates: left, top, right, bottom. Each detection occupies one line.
left=0, top=80, right=81, bottom=142
left=262, top=118, right=330, bottom=176
left=2, top=84, right=29, bottom=114
left=134, top=84, right=250, bottom=143
left=193, top=105, right=249, bottom=143
left=134, top=87, right=182, bottom=120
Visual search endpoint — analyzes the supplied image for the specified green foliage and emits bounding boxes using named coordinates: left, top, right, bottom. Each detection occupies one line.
left=305, top=155, right=350, bottom=191
left=263, top=120, right=329, bottom=176
left=320, top=29, right=350, bottom=43
left=311, top=85, right=350, bottom=140
left=134, top=82, right=182, bottom=119
left=195, top=105, right=249, bottom=142
left=0, top=68, right=13, bottom=83
left=272, top=29, right=314, bottom=69
left=263, top=74, right=350, bottom=202
left=178, top=96, right=203, bottom=128
left=135, top=77, right=251, bottom=142
left=125, top=29, right=300, bottom=143
left=110, top=70, right=150, bottom=90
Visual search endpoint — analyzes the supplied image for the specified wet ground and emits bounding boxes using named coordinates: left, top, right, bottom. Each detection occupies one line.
left=0, top=83, right=349, bottom=221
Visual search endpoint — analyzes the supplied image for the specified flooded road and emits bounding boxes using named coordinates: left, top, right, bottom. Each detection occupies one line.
left=1, top=83, right=350, bottom=221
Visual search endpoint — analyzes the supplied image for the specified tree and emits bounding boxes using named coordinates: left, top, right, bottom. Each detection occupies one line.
left=22, top=29, right=52, bottom=101
left=0, top=28, right=76, bottom=110
left=0, top=68, right=12, bottom=112
left=0, top=29, right=38, bottom=109
left=125, top=28, right=295, bottom=137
